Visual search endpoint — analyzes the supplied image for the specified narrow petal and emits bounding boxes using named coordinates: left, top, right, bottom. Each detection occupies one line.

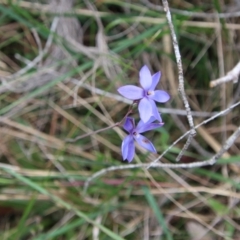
left=139, top=65, right=152, bottom=90
left=134, top=134, right=157, bottom=153
left=138, top=98, right=152, bottom=123
left=149, top=90, right=170, bottom=102
left=152, top=103, right=163, bottom=122
left=137, top=122, right=164, bottom=133
left=121, top=135, right=133, bottom=160
left=135, top=116, right=156, bottom=133
left=127, top=138, right=135, bottom=162
left=123, top=117, right=135, bottom=133
left=118, top=85, right=144, bottom=100
left=141, top=98, right=162, bottom=122
left=150, top=72, right=161, bottom=90
left=136, top=116, right=159, bottom=132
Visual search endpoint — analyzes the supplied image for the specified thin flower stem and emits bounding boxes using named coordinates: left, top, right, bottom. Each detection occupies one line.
left=65, top=103, right=135, bottom=143
left=65, top=124, right=120, bottom=143
left=120, top=102, right=136, bottom=124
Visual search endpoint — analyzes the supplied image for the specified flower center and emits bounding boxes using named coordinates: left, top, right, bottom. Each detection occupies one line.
left=147, top=91, right=153, bottom=96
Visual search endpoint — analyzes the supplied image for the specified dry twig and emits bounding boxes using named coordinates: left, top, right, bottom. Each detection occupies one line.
left=84, top=125, right=240, bottom=192
left=161, top=0, right=196, bottom=162
left=84, top=100, right=240, bottom=191
left=210, top=61, right=240, bottom=87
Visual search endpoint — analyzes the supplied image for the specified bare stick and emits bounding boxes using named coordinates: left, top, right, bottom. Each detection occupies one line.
left=149, top=100, right=240, bottom=167
left=83, top=100, right=240, bottom=191
left=210, top=61, right=240, bottom=87
left=84, top=125, right=240, bottom=192
left=161, top=0, right=196, bottom=162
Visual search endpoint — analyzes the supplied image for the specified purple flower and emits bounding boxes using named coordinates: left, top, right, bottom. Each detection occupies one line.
left=121, top=117, right=164, bottom=162
left=118, top=65, right=170, bottom=123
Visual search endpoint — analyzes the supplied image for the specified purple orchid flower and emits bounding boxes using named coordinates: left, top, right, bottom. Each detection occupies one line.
left=118, top=65, right=170, bottom=123
left=122, top=117, right=164, bottom=162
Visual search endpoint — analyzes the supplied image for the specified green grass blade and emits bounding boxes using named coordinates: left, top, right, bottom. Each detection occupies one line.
left=143, top=186, right=173, bottom=240
left=12, top=196, right=36, bottom=240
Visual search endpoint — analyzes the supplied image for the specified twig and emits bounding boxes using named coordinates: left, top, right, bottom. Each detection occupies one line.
left=83, top=100, right=240, bottom=191
left=149, top=100, right=240, bottom=167
left=210, top=61, right=240, bottom=87
left=169, top=110, right=212, bottom=157
left=84, top=124, right=240, bottom=192
left=161, top=0, right=196, bottom=162
left=14, top=54, right=31, bottom=65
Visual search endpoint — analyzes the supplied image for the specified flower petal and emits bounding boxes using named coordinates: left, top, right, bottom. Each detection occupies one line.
left=136, top=121, right=164, bottom=133
left=126, top=138, right=135, bottom=162
left=149, top=90, right=170, bottom=103
left=136, top=116, right=158, bottom=131
left=121, top=135, right=133, bottom=160
left=135, top=116, right=155, bottom=133
left=134, top=134, right=156, bottom=153
left=123, top=117, right=135, bottom=133
left=118, top=85, right=144, bottom=100
left=150, top=72, right=161, bottom=90
left=149, top=99, right=161, bottom=118
left=138, top=98, right=152, bottom=123
left=151, top=102, right=163, bottom=122
left=139, top=65, right=152, bottom=90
